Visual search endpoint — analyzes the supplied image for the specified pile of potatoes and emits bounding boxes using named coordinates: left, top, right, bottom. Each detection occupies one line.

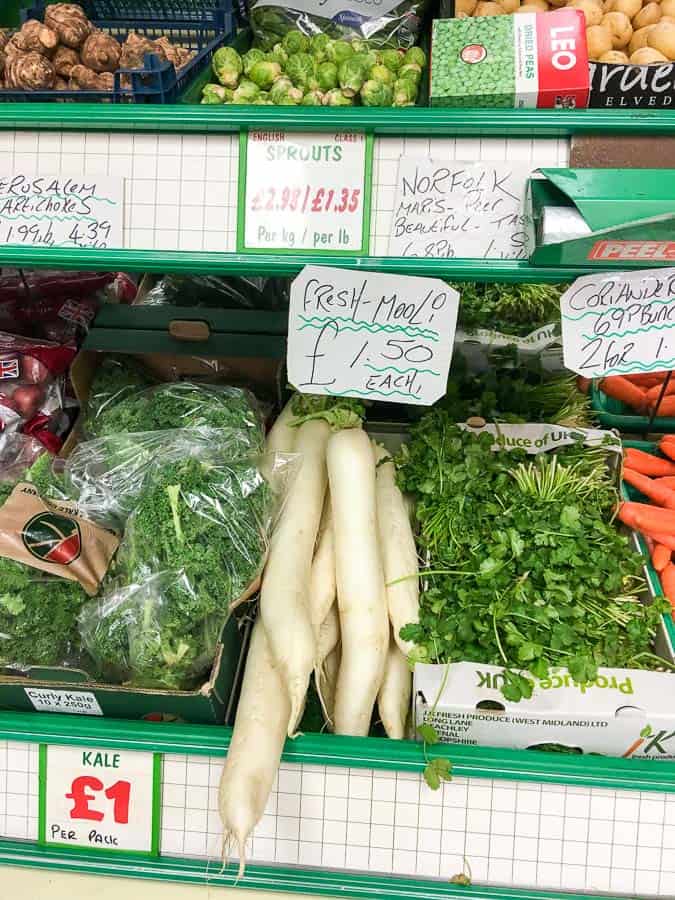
left=455, top=0, right=675, bottom=65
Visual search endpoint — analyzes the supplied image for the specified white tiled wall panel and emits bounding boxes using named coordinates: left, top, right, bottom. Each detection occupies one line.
left=3, top=739, right=675, bottom=897
left=0, top=131, right=569, bottom=255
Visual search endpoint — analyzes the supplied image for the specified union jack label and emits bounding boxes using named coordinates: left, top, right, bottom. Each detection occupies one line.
left=0, top=358, right=19, bottom=380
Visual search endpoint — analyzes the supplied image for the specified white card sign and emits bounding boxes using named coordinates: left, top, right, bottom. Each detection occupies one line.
left=238, top=131, right=372, bottom=254
left=25, top=688, right=103, bottom=716
left=387, top=158, right=533, bottom=260
left=0, top=174, right=123, bottom=250
left=288, top=266, right=459, bottom=405
left=561, top=268, right=675, bottom=377
left=39, top=745, right=160, bottom=855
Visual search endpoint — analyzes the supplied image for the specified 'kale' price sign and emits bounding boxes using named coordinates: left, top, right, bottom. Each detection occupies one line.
left=0, top=174, right=123, bottom=250
left=237, top=131, right=373, bottom=254
left=288, top=265, right=459, bottom=405
left=560, top=268, right=675, bottom=377
left=39, top=745, right=161, bottom=855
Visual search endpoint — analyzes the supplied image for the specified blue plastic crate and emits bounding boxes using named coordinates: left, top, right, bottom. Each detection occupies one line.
left=0, top=1, right=234, bottom=102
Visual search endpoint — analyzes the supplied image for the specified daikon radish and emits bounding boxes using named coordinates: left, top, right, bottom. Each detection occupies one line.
left=261, top=419, right=329, bottom=735
left=377, top=638, right=412, bottom=740
left=219, top=620, right=289, bottom=878
left=373, top=442, right=419, bottom=656
left=309, top=499, right=337, bottom=637
left=318, top=642, right=341, bottom=727
left=328, top=428, right=388, bottom=736
left=317, top=601, right=340, bottom=672
left=265, top=395, right=297, bottom=455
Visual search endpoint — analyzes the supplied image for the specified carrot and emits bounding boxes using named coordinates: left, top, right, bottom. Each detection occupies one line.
left=634, top=506, right=675, bottom=534
left=660, top=562, right=675, bottom=609
left=600, top=376, right=648, bottom=412
left=625, top=372, right=668, bottom=387
left=622, top=467, right=675, bottom=509
left=649, top=396, right=675, bottom=418
left=638, top=530, right=675, bottom=551
left=652, top=543, right=672, bottom=572
left=646, top=380, right=675, bottom=406
left=655, top=476, right=675, bottom=489
left=624, top=448, right=675, bottom=477
left=617, top=502, right=642, bottom=529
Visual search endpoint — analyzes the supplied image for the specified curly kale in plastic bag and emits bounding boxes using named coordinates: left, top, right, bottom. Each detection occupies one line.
left=85, top=355, right=156, bottom=428
left=79, top=451, right=274, bottom=690
left=139, top=274, right=289, bottom=311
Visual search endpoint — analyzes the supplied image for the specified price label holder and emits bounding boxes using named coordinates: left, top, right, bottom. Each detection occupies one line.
left=387, top=158, right=533, bottom=260
left=38, top=744, right=161, bottom=856
left=560, top=268, right=675, bottom=377
left=237, top=131, right=373, bottom=255
left=0, top=174, right=123, bottom=250
left=288, top=265, right=459, bottom=405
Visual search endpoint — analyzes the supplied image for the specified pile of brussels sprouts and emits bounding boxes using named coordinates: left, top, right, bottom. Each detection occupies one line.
left=201, top=31, right=427, bottom=106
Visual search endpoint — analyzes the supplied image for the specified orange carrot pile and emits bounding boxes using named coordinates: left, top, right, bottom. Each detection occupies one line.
left=600, top=372, right=675, bottom=417
left=618, top=437, right=675, bottom=613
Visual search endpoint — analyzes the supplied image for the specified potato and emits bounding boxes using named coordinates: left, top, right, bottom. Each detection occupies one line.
left=630, top=45, right=669, bottom=61
left=519, top=0, right=550, bottom=7
left=604, top=0, right=640, bottom=18
left=661, top=15, right=675, bottom=24
left=633, top=2, right=661, bottom=30
left=513, top=3, right=548, bottom=9
left=455, top=0, right=478, bottom=14
left=568, top=0, right=604, bottom=25
left=602, top=10, right=633, bottom=45
left=548, top=0, right=568, bottom=6
left=647, top=21, right=675, bottom=57
left=474, top=1, right=505, bottom=13
left=628, top=23, right=656, bottom=52
left=586, top=23, right=615, bottom=57
left=599, top=48, right=630, bottom=60
left=661, top=0, right=675, bottom=17
left=499, top=0, right=521, bottom=11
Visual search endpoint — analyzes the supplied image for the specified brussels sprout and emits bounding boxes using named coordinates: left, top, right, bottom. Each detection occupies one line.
left=212, top=47, right=243, bottom=88
left=282, top=29, right=310, bottom=54
left=316, top=61, right=338, bottom=92
left=270, top=77, right=303, bottom=104
left=242, top=48, right=266, bottom=76
left=267, top=43, right=289, bottom=65
left=278, top=88, right=303, bottom=105
left=201, top=83, right=229, bottom=103
left=232, top=79, right=261, bottom=103
left=248, top=60, right=282, bottom=89
left=399, top=62, right=422, bottom=83
left=323, top=88, right=354, bottom=106
left=403, top=46, right=426, bottom=68
left=301, top=89, right=324, bottom=105
left=352, top=50, right=378, bottom=70
left=310, top=33, right=331, bottom=60
left=360, top=78, right=394, bottom=106
left=370, top=64, right=395, bottom=85
left=380, top=48, right=404, bottom=72
left=326, top=39, right=353, bottom=65
left=351, top=38, right=370, bottom=54
left=285, top=52, right=316, bottom=89
left=338, top=57, right=368, bottom=96
left=392, top=77, right=417, bottom=105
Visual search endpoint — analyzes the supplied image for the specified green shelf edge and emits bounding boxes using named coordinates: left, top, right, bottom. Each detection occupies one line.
left=0, top=247, right=605, bottom=280
left=2, top=103, right=675, bottom=135
left=1, top=712, right=674, bottom=793
left=0, top=839, right=628, bottom=899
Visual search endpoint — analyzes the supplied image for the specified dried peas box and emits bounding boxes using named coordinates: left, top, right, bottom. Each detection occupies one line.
left=429, top=8, right=589, bottom=108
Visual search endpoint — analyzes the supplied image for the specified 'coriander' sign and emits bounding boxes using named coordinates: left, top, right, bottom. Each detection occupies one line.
left=387, top=159, right=533, bottom=260
left=287, top=266, right=459, bottom=405
left=560, top=268, right=675, bottom=377
left=0, top=174, right=123, bottom=250
left=39, top=744, right=161, bottom=855
left=237, top=131, right=373, bottom=254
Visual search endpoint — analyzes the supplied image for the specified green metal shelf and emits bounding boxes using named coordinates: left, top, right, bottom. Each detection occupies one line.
left=1, top=712, right=674, bottom=794
left=2, top=103, right=675, bottom=135
left=0, top=247, right=605, bottom=281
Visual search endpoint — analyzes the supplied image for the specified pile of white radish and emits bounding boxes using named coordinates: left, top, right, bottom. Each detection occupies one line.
left=218, top=394, right=419, bottom=875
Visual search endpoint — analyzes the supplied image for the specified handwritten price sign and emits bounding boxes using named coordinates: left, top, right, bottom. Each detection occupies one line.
left=561, top=268, right=675, bottom=377
left=387, top=158, right=533, bottom=260
left=238, top=131, right=372, bottom=254
left=0, top=174, right=123, bottom=250
left=288, top=266, right=459, bottom=405
left=39, top=745, right=160, bottom=855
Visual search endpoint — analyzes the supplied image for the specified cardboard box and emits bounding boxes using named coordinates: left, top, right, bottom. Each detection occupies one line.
left=414, top=661, right=675, bottom=759
left=430, top=9, right=589, bottom=109
left=0, top=349, right=257, bottom=724
left=529, top=168, right=675, bottom=267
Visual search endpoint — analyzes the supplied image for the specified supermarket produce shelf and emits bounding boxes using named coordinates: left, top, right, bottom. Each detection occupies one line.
left=2, top=103, right=675, bottom=135
left=0, top=247, right=599, bottom=281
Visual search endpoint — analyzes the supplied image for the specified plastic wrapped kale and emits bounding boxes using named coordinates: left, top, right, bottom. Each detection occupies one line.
left=85, top=355, right=156, bottom=428
left=78, top=448, right=287, bottom=690
left=139, top=275, right=289, bottom=311
left=250, top=0, right=430, bottom=49
left=0, top=453, right=118, bottom=672
left=84, top=381, right=265, bottom=453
